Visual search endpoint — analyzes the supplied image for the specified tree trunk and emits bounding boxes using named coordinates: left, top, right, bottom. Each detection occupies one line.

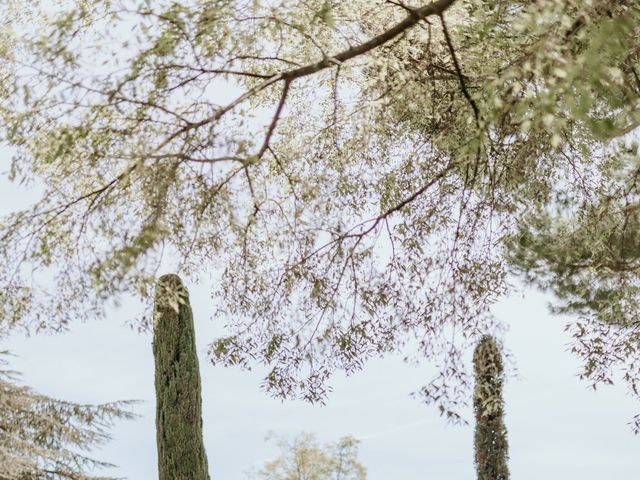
left=473, top=335, right=509, bottom=480
left=153, top=274, right=210, bottom=480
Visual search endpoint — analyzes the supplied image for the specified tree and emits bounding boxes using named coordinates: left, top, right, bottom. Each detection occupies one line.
left=1, top=0, right=640, bottom=419
left=153, top=274, right=210, bottom=480
left=473, top=336, right=509, bottom=480
left=506, top=146, right=640, bottom=432
left=0, top=353, right=134, bottom=480
left=254, top=433, right=366, bottom=480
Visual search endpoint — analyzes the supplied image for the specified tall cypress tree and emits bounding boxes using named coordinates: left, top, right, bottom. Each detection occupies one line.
left=473, top=335, right=509, bottom=480
left=153, top=274, right=210, bottom=480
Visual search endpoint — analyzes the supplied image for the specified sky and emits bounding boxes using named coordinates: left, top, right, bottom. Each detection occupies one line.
left=1, top=12, right=639, bottom=476
left=2, top=234, right=640, bottom=480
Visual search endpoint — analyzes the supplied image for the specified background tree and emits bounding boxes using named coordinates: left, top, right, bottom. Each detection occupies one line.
left=0, top=353, right=133, bottom=480
left=254, top=432, right=366, bottom=480
left=473, top=336, right=509, bottom=480
left=153, top=274, right=210, bottom=480
left=1, top=0, right=640, bottom=420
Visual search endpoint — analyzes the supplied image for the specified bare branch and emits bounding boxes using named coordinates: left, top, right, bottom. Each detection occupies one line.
left=187, top=0, right=459, bottom=132
left=258, top=80, right=291, bottom=159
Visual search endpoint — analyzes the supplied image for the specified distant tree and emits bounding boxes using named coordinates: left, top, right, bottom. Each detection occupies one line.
left=153, top=274, right=210, bottom=480
left=473, top=336, right=509, bottom=480
left=0, top=353, right=133, bottom=480
left=255, top=433, right=366, bottom=480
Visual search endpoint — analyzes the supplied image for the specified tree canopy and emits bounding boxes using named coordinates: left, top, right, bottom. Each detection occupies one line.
left=1, top=0, right=640, bottom=420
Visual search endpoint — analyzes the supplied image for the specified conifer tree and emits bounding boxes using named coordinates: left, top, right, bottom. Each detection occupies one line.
left=0, top=354, right=133, bottom=480
left=153, top=274, right=210, bottom=480
left=473, top=335, right=509, bottom=480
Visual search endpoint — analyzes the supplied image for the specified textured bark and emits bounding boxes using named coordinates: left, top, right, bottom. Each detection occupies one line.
left=153, top=274, right=210, bottom=480
left=473, top=335, right=509, bottom=480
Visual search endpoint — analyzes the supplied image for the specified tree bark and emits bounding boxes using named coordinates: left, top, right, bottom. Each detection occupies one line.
left=153, top=274, right=210, bottom=480
left=473, top=335, right=509, bottom=480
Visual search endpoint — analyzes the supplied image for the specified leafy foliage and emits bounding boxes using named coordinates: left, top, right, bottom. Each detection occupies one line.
left=0, top=353, right=134, bottom=480
left=1, top=0, right=640, bottom=419
left=507, top=144, right=640, bottom=432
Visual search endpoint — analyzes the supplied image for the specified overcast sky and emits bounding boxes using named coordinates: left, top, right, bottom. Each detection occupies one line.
left=2, top=228, right=639, bottom=480
left=1, top=39, right=639, bottom=477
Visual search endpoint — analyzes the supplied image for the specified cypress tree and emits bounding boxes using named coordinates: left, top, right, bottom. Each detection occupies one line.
left=153, top=274, right=210, bottom=480
left=473, top=335, right=509, bottom=480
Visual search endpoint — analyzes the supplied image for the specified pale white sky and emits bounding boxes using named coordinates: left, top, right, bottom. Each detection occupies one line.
left=1, top=15, right=639, bottom=475
left=2, top=241, right=639, bottom=479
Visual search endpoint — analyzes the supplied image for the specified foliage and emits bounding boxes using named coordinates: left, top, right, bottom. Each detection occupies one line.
left=1, top=0, right=640, bottom=419
left=153, top=274, right=210, bottom=480
left=473, top=335, right=509, bottom=480
left=254, top=432, right=366, bottom=480
left=0, top=352, right=134, bottom=480
left=506, top=144, right=640, bottom=432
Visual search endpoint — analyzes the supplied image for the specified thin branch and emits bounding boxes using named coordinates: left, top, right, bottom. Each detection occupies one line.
left=187, top=0, right=458, bottom=132
left=258, top=80, right=291, bottom=159
left=439, top=14, right=480, bottom=126
left=296, top=161, right=455, bottom=266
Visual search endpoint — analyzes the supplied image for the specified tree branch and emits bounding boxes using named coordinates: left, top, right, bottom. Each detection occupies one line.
left=187, top=0, right=458, bottom=132
left=258, top=80, right=291, bottom=159
left=439, top=14, right=480, bottom=126
left=280, top=0, right=458, bottom=81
